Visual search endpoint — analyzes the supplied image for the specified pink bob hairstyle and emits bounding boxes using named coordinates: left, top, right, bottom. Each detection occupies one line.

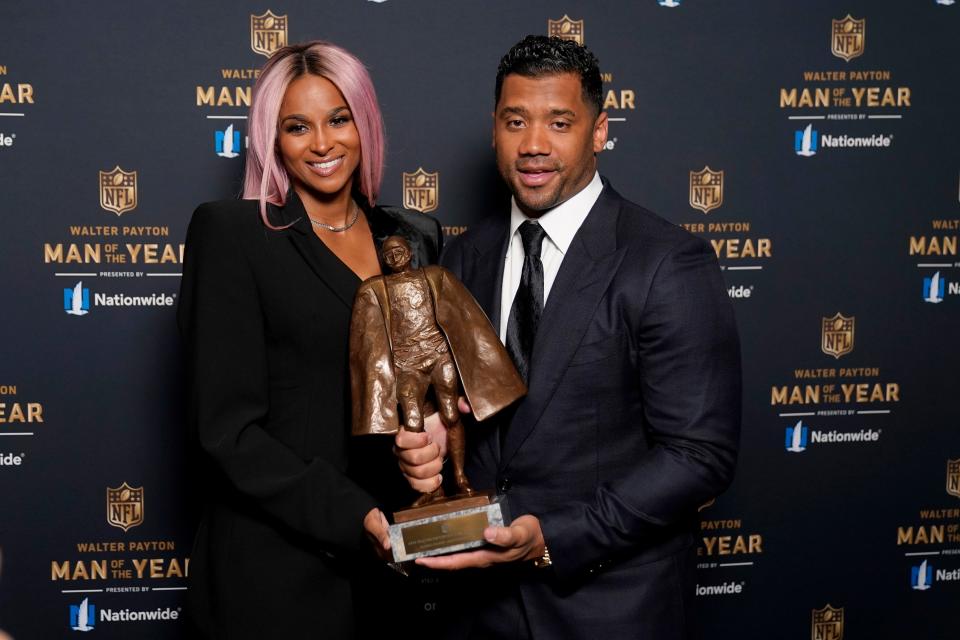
left=243, top=41, right=385, bottom=226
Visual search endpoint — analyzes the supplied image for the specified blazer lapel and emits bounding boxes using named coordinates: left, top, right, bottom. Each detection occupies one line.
left=500, top=186, right=628, bottom=469
left=275, top=193, right=361, bottom=309
left=455, top=215, right=510, bottom=466
left=465, top=216, right=510, bottom=329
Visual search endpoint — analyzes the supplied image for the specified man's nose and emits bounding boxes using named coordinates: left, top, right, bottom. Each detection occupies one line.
left=518, top=125, right=550, bottom=156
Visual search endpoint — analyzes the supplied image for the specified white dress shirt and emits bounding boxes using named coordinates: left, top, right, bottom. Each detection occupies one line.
left=499, top=172, right=604, bottom=342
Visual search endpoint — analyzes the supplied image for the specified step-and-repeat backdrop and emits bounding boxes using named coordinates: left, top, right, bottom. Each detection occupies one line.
left=1, top=1, right=957, bottom=638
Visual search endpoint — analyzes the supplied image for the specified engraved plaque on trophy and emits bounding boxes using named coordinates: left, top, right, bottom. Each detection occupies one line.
left=388, top=492, right=509, bottom=562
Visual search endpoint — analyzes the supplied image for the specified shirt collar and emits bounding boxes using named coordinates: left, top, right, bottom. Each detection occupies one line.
left=508, top=172, right=603, bottom=255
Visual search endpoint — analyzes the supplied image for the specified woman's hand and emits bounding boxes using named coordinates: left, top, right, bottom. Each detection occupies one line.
left=363, top=507, right=391, bottom=561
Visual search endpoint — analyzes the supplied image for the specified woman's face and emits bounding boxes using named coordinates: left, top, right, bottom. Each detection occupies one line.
left=277, top=74, right=361, bottom=201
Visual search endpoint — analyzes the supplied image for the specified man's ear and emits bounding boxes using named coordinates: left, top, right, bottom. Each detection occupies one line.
left=592, top=111, right=609, bottom=153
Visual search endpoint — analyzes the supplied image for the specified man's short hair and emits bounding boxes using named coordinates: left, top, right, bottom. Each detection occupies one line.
left=495, top=35, right=603, bottom=116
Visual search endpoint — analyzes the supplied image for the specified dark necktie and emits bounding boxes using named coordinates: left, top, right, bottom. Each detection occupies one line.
left=506, top=221, right=546, bottom=384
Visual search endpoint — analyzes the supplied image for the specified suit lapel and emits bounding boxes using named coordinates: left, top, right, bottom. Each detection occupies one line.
left=275, top=192, right=361, bottom=310
left=457, top=215, right=510, bottom=466
left=500, top=186, right=627, bottom=469
left=466, top=216, right=510, bottom=329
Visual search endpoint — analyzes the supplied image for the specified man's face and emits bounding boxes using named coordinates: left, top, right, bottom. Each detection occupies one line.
left=493, top=72, right=608, bottom=217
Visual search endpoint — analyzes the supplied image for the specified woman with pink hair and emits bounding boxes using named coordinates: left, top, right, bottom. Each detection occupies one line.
left=177, top=41, right=441, bottom=638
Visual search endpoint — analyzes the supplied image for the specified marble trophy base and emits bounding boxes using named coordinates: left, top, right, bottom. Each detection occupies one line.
left=388, top=492, right=507, bottom=563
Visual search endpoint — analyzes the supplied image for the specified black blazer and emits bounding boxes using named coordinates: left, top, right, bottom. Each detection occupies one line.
left=439, top=181, right=741, bottom=639
left=177, top=192, right=440, bottom=639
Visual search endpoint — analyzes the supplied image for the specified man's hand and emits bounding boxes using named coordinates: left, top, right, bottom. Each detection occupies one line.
left=363, top=507, right=391, bottom=561
left=394, top=397, right=470, bottom=493
left=414, top=514, right=545, bottom=570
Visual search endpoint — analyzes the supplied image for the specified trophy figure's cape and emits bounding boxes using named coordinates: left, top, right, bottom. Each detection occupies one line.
left=350, top=265, right=526, bottom=435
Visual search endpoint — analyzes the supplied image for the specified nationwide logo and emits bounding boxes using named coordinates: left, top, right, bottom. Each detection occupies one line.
left=695, top=581, right=744, bottom=596
left=784, top=421, right=879, bottom=451
left=107, top=482, right=144, bottom=532
left=215, top=123, right=242, bottom=158
left=689, top=167, right=723, bottom=214
left=922, top=272, right=959, bottom=302
left=812, top=604, right=843, bottom=640
left=658, top=0, right=681, bottom=6
left=948, top=459, right=960, bottom=498
left=61, top=284, right=176, bottom=313
left=64, top=282, right=90, bottom=316
left=821, top=313, right=854, bottom=359
left=821, top=133, right=892, bottom=149
left=98, top=607, right=181, bottom=623
left=910, top=560, right=960, bottom=590
left=923, top=272, right=945, bottom=303
left=795, top=124, right=818, bottom=157
left=100, top=607, right=180, bottom=622
left=912, top=559, right=933, bottom=590
left=402, top=168, right=439, bottom=213
left=727, top=285, right=753, bottom=300
left=831, top=15, right=865, bottom=62
left=936, top=0, right=956, bottom=5
left=70, top=597, right=95, bottom=632
left=0, top=132, right=15, bottom=148
left=794, top=125, right=893, bottom=156
left=99, top=166, right=137, bottom=216
left=0, top=452, right=24, bottom=466
left=250, top=11, right=287, bottom=58
left=786, top=421, right=809, bottom=452
left=548, top=15, right=584, bottom=45
left=69, top=598, right=181, bottom=629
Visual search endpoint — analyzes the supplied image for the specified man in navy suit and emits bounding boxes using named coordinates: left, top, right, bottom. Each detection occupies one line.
left=396, top=35, right=741, bottom=639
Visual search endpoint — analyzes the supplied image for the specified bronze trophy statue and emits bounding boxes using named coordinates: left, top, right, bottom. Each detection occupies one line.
left=350, top=236, right=526, bottom=562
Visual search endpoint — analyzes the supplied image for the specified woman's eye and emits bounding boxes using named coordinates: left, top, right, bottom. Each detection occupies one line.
left=285, top=123, right=308, bottom=134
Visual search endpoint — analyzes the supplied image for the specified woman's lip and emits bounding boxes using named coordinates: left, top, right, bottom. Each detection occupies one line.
left=518, top=170, right=556, bottom=187
left=307, top=156, right=344, bottom=177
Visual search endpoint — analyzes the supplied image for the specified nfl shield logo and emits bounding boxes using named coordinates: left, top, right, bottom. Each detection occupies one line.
left=812, top=604, right=843, bottom=640
left=99, top=166, right=137, bottom=216
left=821, top=313, right=854, bottom=359
left=831, top=15, right=865, bottom=62
left=689, top=167, right=724, bottom=214
left=548, top=15, right=584, bottom=45
left=251, top=11, right=288, bottom=58
left=403, top=168, right=439, bottom=213
left=947, top=459, right=960, bottom=498
left=107, top=482, right=144, bottom=532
